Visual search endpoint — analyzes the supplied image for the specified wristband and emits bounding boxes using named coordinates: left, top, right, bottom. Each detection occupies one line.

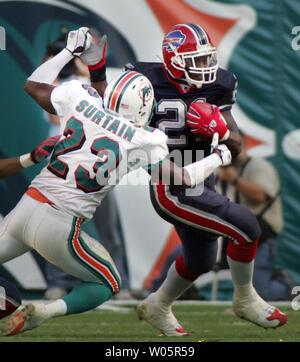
left=19, top=153, right=35, bottom=168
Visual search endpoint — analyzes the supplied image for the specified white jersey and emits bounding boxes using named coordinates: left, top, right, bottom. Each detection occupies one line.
left=31, top=80, right=168, bottom=220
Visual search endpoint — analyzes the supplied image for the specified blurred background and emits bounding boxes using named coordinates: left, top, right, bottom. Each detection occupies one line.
left=0, top=0, right=299, bottom=301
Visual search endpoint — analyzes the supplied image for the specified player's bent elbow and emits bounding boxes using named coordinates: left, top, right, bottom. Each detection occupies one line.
left=24, top=80, right=37, bottom=96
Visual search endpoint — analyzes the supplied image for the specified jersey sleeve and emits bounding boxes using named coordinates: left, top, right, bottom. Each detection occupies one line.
left=50, top=80, right=85, bottom=118
left=51, top=81, right=72, bottom=118
left=129, top=128, right=169, bottom=172
left=216, top=71, right=238, bottom=112
left=124, top=62, right=138, bottom=72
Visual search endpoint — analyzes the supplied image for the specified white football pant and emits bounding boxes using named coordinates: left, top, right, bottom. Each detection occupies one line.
left=0, top=194, right=121, bottom=294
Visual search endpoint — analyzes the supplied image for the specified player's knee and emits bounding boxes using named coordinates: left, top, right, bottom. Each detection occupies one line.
left=228, top=204, right=261, bottom=242
left=182, top=248, right=217, bottom=274
left=187, top=256, right=215, bottom=274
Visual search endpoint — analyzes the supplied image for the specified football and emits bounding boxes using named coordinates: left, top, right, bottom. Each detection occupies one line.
left=188, top=101, right=214, bottom=116
left=0, top=277, right=22, bottom=320
left=187, top=101, right=215, bottom=142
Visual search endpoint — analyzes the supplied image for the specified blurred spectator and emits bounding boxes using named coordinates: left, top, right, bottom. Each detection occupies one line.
left=216, top=131, right=294, bottom=301
left=42, top=26, right=131, bottom=300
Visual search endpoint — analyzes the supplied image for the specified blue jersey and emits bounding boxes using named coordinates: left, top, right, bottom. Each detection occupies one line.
left=125, top=61, right=238, bottom=165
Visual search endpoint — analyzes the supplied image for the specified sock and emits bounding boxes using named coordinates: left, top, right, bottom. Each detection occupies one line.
left=44, top=299, right=67, bottom=318
left=155, top=261, right=196, bottom=306
left=227, top=256, right=255, bottom=299
left=62, top=282, right=112, bottom=315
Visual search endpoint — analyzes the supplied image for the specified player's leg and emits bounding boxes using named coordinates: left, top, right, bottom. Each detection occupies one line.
left=0, top=197, right=33, bottom=264
left=148, top=183, right=287, bottom=331
left=3, top=201, right=121, bottom=336
left=224, top=203, right=288, bottom=328
left=138, top=227, right=218, bottom=336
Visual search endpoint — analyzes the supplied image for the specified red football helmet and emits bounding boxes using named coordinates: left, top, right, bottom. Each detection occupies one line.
left=162, top=23, right=218, bottom=88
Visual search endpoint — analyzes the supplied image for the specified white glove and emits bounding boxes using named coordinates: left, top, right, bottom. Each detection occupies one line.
left=65, top=27, right=91, bottom=56
left=210, top=133, right=232, bottom=166
left=80, top=34, right=107, bottom=67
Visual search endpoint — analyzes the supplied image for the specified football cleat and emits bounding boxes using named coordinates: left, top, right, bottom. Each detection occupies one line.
left=137, top=293, right=190, bottom=337
left=233, top=288, right=288, bottom=329
left=0, top=277, right=22, bottom=320
left=2, top=302, right=51, bottom=336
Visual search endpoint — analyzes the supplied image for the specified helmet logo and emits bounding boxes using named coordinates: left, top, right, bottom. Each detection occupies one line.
left=163, top=30, right=186, bottom=52
left=139, top=83, right=152, bottom=106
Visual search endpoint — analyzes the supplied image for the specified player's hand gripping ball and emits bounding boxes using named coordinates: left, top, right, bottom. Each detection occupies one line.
left=0, top=277, right=22, bottom=320
left=187, top=101, right=230, bottom=141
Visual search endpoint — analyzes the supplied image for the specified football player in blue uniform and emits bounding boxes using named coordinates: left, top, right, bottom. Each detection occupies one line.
left=80, top=24, right=288, bottom=336
left=123, top=23, right=288, bottom=335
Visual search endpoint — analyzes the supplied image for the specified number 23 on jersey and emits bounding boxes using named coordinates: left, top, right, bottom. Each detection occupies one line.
left=48, top=117, right=120, bottom=193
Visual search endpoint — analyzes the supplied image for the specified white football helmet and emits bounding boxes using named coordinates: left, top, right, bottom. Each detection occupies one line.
left=103, top=71, right=155, bottom=126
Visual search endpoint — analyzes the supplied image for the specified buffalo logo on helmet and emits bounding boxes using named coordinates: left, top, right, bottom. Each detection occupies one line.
left=162, top=30, right=186, bottom=52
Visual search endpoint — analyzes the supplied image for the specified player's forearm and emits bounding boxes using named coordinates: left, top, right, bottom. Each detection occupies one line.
left=0, top=157, right=24, bottom=179
left=224, top=130, right=242, bottom=158
left=184, top=153, right=222, bottom=188
left=221, top=110, right=242, bottom=158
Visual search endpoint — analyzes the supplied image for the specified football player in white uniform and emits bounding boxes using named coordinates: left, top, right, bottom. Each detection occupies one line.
left=2, top=28, right=231, bottom=336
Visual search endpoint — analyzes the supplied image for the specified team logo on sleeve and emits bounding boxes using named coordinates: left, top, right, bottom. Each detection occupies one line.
left=162, top=30, right=186, bottom=52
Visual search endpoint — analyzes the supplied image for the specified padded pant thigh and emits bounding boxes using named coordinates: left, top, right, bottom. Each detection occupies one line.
left=33, top=208, right=122, bottom=295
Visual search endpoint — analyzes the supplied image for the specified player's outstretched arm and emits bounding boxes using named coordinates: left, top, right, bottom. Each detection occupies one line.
left=0, top=135, right=59, bottom=179
left=0, top=157, right=23, bottom=179
left=24, top=27, right=91, bottom=113
left=152, top=135, right=232, bottom=188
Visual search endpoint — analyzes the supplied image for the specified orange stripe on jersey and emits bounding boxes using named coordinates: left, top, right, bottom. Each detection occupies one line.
left=26, top=187, right=54, bottom=205
left=72, top=218, right=119, bottom=294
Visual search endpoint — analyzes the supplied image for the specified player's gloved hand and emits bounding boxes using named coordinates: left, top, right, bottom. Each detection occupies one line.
left=30, top=135, right=60, bottom=163
left=80, top=33, right=107, bottom=68
left=187, top=103, right=230, bottom=141
left=65, top=27, right=91, bottom=56
left=80, top=32, right=107, bottom=82
left=210, top=133, right=232, bottom=166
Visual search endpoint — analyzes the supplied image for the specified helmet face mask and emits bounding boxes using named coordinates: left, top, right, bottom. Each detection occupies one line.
left=162, top=24, right=219, bottom=88
left=103, top=71, right=155, bottom=126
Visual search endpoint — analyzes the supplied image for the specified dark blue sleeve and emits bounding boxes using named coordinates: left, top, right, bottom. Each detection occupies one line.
left=217, top=72, right=238, bottom=112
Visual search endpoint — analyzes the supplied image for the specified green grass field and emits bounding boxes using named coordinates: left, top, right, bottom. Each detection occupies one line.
left=0, top=302, right=298, bottom=343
